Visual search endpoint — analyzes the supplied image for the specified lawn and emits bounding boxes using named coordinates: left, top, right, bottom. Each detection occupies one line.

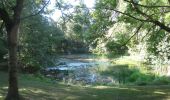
left=0, top=71, right=170, bottom=100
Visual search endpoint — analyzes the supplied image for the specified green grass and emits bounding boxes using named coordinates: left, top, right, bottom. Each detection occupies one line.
left=0, top=71, right=170, bottom=100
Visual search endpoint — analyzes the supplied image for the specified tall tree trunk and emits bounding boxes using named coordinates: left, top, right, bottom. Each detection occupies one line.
left=3, top=0, right=24, bottom=100
left=5, top=24, right=20, bottom=100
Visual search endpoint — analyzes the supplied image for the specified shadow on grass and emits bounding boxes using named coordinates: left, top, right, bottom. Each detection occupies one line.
left=0, top=71, right=170, bottom=100
left=8, top=85, right=170, bottom=100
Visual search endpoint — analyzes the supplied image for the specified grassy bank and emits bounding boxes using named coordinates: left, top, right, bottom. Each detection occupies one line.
left=0, top=71, right=170, bottom=100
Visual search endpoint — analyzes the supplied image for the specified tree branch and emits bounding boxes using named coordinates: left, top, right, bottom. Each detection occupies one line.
left=124, top=0, right=170, bottom=8
left=129, top=0, right=170, bottom=32
left=122, top=23, right=144, bottom=46
left=14, top=0, right=24, bottom=22
left=107, top=8, right=148, bottom=22
left=141, top=24, right=155, bottom=41
left=21, top=0, right=50, bottom=20
left=56, top=0, right=66, bottom=25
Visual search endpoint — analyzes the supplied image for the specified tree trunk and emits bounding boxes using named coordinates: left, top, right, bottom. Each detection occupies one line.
left=5, top=23, right=20, bottom=100
left=4, top=0, right=24, bottom=99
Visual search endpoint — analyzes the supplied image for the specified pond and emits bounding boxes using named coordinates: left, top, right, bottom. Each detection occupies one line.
left=42, top=54, right=118, bottom=85
left=42, top=54, right=153, bottom=85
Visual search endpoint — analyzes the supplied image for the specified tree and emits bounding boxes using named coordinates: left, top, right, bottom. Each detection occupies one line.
left=19, top=14, right=64, bottom=70
left=0, top=0, right=52, bottom=99
left=123, top=0, right=170, bottom=32
left=0, top=0, right=24, bottom=99
left=92, top=0, right=170, bottom=34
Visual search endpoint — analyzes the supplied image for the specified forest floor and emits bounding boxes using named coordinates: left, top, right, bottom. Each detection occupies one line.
left=0, top=71, right=170, bottom=100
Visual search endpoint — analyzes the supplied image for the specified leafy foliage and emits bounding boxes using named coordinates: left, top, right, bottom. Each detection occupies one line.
left=19, top=15, right=64, bottom=69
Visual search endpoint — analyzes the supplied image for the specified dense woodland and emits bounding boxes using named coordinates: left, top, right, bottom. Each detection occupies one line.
left=0, top=0, right=170, bottom=100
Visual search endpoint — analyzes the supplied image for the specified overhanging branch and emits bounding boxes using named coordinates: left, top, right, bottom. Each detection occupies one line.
left=129, top=0, right=170, bottom=32
left=105, top=8, right=148, bottom=22
left=124, top=0, right=170, bottom=8
left=141, top=24, right=155, bottom=41
left=21, top=0, right=50, bottom=20
left=14, top=0, right=24, bottom=22
left=122, top=22, right=144, bottom=46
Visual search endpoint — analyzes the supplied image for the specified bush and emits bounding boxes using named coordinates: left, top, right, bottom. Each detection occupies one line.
left=127, top=70, right=141, bottom=82
left=151, top=76, right=170, bottom=85
left=105, top=40, right=128, bottom=56
left=127, top=69, right=155, bottom=85
left=20, top=64, right=41, bottom=74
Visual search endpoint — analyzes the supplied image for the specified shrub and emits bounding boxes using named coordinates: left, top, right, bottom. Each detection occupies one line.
left=151, top=76, right=170, bottom=85
left=127, top=69, right=141, bottom=82
left=21, top=64, right=41, bottom=74
left=127, top=69, right=155, bottom=85
left=105, top=40, right=128, bottom=57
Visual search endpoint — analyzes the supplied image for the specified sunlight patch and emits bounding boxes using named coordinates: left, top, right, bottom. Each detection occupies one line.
left=154, top=91, right=166, bottom=95
left=2, top=87, right=8, bottom=89
left=114, top=87, right=129, bottom=90
left=30, top=89, right=46, bottom=94
left=94, top=86, right=129, bottom=90
left=130, top=88, right=140, bottom=91
left=0, top=95, right=3, bottom=100
left=92, top=94, right=97, bottom=97
left=65, top=96, right=79, bottom=99
left=94, top=86, right=110, bottom=89
left=19, top=88, right=27, bottom=91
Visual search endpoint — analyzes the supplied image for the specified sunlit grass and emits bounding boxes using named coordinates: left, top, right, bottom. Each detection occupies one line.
left=113, top=56, right=145, bottom=67
left=112, top=56, right=154, bottom=74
